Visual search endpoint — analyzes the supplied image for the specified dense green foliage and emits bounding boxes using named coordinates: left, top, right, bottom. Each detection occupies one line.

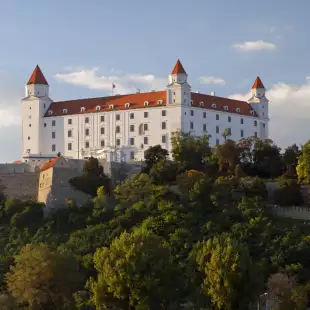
left=0, top=133, right=310, bottom=309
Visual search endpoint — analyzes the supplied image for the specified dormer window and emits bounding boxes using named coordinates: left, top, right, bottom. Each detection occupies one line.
left=125, top=102, right=130, bottom=108
left=48, top=110, right=53, bottom=116
left=144, top=101, right=149, bottom=106
left=250, top=110, right=255, bottom=116
left=81, top=107, right=86, bottom=112
left=236, top=108, right=240, bottom=113
left=212, top=103, right=216, bottom=108
left=224, top=106, right=228, bottom=111
left=63, top=109, right=68, bottom=114
left=109, top=104, right=114, bottom=110
left=157, top=100, right=163, bottom=105
left=199, top=101, right=204, bottom=107
left=96, top=105, right=101, bottom=111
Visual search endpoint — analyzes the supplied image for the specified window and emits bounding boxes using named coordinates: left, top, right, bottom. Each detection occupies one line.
left=116, top=139, right=120, bottom=146
left=129, top=137, right=135, bottom=146
left=130, top=113, right=134, bottom=119
left=144, top=101, right=149, bottom=106
left=52, top=132, right=55, bottom=139
left=254, top=132, right=257, bottom=137
left=250, top=110, right=255, bottom=115
left=263, top=123, right=266, bottom=128
left=96, top=105, right=101, bottom=111
left=216, top=114, right=219, bottom=120
left=158, top=100, right=163, bottom=105
left=44, top=104, right=46, bottom=108
left=254, top=120, right=257, bottom=126
left=203, top=124, right=207, bottom=131
left=162, top=110, right=166, bottom=117
left=48, top=111, right=53, bottom=116
left=236, top=108, right=240, bottom=113
left=216, top=139, right=219, bottom=146
left=190, top=100, right=193, bottom=105
left=85, top=117, right=89, bottom=124
left=241, top=118, right=244, bottom=124
left=190, top=122, right=194, bottom=130
left=144, top=137, right=148, bottom=144
left=29, top=124, right=31, bottom=127
left=109, top=104, right=114, bottom=110
left=28, top=115, right=31, bottom=119
left=68, top=119, right=72, bottom=125
left=162, top=122, right=166, bottom=130
left=81, top=107, right=85, bottom=112
left=162, top=135, right=166, bottom=143
left=190, top=110, right=194, bottom=116
left=144, top=123, right=148, bottom=131
left=203, top=112, right=206, bottom=118
left=228, top=128, right=232, bottom=135
left=224, top=106, right=228, bottom=111
left=125, top=103, right=130, bottom=108
left=52, top=144, right=56, bottom=152
left=68, top=130, right=72, bottom=137
left=241, top=130, right=244, bottom=138
left=101, top=127, right=105, bottom=135
left=63, top=109, right=68, bottom=114
left=116, top=126, right=120, bottom=133
left=130, top=151, right=135, bottom=160
left=85, top=141, right=90, bottom=148
left=199, top=101, right=204, bottom=107
left=173, top=92, right=176, bottom=95
left=44, top=123, right=46, bottom=127
left=28, top=136, right=30, bottom=140
left=228, top=116, right=231, bottom=122
left=212, top=104, right=216, bottom=108
left=101, top=115, right=105, bottom=122
left=216, top=126, right=219, bottom=134
left=85, top=128, right=90, bottom=136
left=144, top=111, right=148, bottom=118
left=116, top=114, right=120, bottom=121
left=68, top=143, right=72, bottom=150
left=101, top=140, right=105, bottom=147
left=52, top=120, right=56, bottom=126
left=130, top=125, right=135, bottom=132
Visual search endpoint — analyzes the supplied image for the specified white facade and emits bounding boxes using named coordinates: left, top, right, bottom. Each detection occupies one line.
left=21, top=61, right=269, bottom=164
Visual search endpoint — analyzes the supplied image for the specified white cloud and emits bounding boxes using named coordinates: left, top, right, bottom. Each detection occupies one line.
left=233, top=40, right=276, bottom=52
left=199, top=76, right=226, bottom=86
left=230, top=80, right=310, bottom=148
left=55, top=68, right=167, bottom=94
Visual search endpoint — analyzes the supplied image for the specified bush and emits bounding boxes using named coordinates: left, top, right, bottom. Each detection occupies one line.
left=243, top=178, right=268, bottom=200
left=274, top=179, right=304, bottom=206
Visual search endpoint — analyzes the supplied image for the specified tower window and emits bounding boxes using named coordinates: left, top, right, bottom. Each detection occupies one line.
left=241, top=130, right=244, bottom=138
left=144, top=123, right=148, bottom=131
left=85, top=117, right=89, bottom=124
left=254, top=120, right=257, bottom=126
left=130, top=151, right=135, bottom=160
left=116, top=114, right=120, bottom=121
left=228, top=116, right=231, bottom=122
left=190, top=122, right=194, bottom=130
left=130, top=113, right=134, bottom=119
left=216, top=114, right=219, bottom=120
left=116, top=126, right=120, bottom=133
left=101, top=140, right=105, bottom=147
left=85, top=128, right=90, bottom=136
left=130, top=125, right=135, bottom=132
left=216, top=139, right=219, bottom=146
left=52, top=120, right=56, bottom=126
left=162, top=110, right=166, bottom=117
left=254, top=132, right=258, bottom=137
left=144, top=137, right=148, bottom=145
left=68, top=130, right=72, bottom=137
left=203, top=124, right=207, bottom=132
left=85, top=141, right=89, bottom=148
left=101, top=127, right=105, bottom=135
left=203, top=112, right=206, bottom=118
left=101, top=115, right=105, bottom=122
left=68, top=119, right=72, bottom=125
left=29, top=124, right=31, bottom=127
left=52, top=132, right=55, bottom=139
left=44, top=123, right=46, bottom=127
left=216, top=126, right=219, bottom=134
left=144, top=111, right=148, bottom=118
left=263, top=123, right=266, bottom=128
left=28, top=136, right=30, bottom=140
left=162, top=122, right=166, bottom=130
left=241, top=118, right=244, bottom=124
left=52, top=144, right=56, bottom=152
left=68, top=143, right=72, bottom=150
left=116, top=139, right=120, bottom=146
left=130, top=138, right=135, bottom=145
left=162, top=135, right=166, bottom=143
left=190, top=110, right=194, bottom=116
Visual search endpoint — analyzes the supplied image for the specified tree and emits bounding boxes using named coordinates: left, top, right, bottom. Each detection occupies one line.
left=274, top=179, right=303, bottom=206
left=216, top=139, right=240, bottom=173
left=192, top=235, right=262, bottom=310
left=171, top=131, right=212, bottom=171
left=6, top=244, right=83, bottom=309
left=149, top=159, right=179, bottom=185
left=296, top=141, right=310, bottom=183
left=144, top=145, right=169, bottom=173
left=283, top=144, right=301, bottom=177
left=89, top=228, right=183, bottom=309
left=0, top=294, right=18, bottom=310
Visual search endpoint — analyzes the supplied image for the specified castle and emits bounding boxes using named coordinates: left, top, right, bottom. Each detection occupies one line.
left=21, top=60, right=269, bottom=165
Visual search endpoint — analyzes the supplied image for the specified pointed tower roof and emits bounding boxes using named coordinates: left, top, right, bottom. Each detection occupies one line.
left=252, top=76, right=265, bottom=89
left=171, top=59, right=187, bottom=75
left=27, top=65, right=48, bottom=85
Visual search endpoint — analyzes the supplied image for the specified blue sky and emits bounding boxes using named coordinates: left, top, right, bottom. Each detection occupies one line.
left=0, top=0, right=310, bottom=162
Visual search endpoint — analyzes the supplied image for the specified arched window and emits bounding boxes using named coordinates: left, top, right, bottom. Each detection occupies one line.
left=212, top=103, right=216, bottom=108
left=157, top=100, right=163, bottom=105
left=109, top=104, right=114, bottom=110
left=125, top=103, right=130, bottom=108
left=224, top=106, right=228, bottom=111
left=144, top=101, right=149, bottom=106
left=199, top=101, right=204, bottom=107
left=63, top=109, right=68, bottom=114
left=236, top=108, right=240, bottom=113
left=81, top=107, right=86, bottom=112
left=48, top=110, right=53, bottom=116
left=96, top=105, right=101, bottom=111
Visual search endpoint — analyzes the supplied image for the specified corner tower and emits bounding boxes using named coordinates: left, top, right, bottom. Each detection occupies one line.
left=21, top=65, right=52, bottom=160
left=167, top=59, right=191, bottom=105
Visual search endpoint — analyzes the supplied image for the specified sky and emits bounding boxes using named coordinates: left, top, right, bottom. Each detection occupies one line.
left=0, top=0, right=310, bottom=162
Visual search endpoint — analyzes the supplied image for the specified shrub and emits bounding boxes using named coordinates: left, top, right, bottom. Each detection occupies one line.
left=243, top=178, right=268, bottom=200
left=274, top=179, right=304, bottom=206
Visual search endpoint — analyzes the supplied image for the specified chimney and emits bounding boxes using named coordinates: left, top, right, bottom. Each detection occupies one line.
left=211, top=91, right=215, bottom=96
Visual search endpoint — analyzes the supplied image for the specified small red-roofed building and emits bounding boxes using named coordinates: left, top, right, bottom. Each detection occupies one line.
left=21, top=60, right=269, bottom=163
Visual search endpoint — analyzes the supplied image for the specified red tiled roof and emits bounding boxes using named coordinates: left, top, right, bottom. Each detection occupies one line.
left=171, top=60, right=187, bottom=75
left=45, top=91, right=166, bottom=117
left=45, top=90, right=257, bottom=118
left=191, top=92, right=258, bottom=117
left=252, top=77, right=265, bottom=89
left=27, top=65, right=49, bottom=85
left=40, top=156, right=61, bottom=172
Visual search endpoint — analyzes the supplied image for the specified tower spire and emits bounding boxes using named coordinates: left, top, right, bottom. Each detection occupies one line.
left=252, top=76, right=265, bottom=89
left=27, top=65, right=48, bottom=85
left=171, top=59, right=187, bottom=75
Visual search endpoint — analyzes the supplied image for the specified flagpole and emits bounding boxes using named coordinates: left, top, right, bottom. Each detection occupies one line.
left=112, top=84, right=113, bottom=96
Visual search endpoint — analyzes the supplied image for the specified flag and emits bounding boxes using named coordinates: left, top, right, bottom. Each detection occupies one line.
left=112, top=84, right=116, bottom=89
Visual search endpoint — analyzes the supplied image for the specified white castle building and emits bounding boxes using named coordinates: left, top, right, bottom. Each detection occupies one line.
left=21, top=60, right=269, bottom=165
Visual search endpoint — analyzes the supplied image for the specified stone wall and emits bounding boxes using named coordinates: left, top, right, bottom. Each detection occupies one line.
left=0, top=172, right=39, bottom=200
left=271, top=205, right=310, bottom=220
